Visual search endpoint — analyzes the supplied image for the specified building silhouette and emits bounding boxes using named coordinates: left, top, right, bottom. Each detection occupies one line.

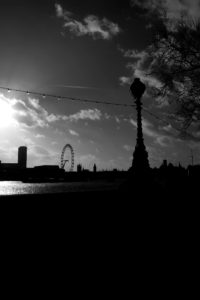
left=77, top=164, right=83, bottom=172
left=18, top=146, right=27, bottom=169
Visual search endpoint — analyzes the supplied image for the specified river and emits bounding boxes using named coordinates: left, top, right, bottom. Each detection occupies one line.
left=0, top=180, right=120, bottom=195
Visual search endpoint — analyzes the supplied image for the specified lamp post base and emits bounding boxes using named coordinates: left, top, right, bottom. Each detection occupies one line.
left=131, top=143, right=150, bottom=175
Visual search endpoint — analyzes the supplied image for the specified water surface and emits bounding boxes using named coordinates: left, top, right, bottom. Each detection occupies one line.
left=0, top=181, right=119, bottom=195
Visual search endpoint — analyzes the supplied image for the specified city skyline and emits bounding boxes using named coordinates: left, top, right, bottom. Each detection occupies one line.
left=1, top=0, right=200, bottom=170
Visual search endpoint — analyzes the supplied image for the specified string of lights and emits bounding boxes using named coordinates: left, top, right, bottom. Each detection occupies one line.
left=143, top=107, right=185, bottom=135
left=0, top=85, right=184, bottom=134
left=143, top=107, right=170, bottom=126
left=0, top=86, right=135, bottom=108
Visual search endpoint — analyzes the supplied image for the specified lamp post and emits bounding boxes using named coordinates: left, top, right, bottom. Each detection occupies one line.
left=130, top=78, right=149, bottom=174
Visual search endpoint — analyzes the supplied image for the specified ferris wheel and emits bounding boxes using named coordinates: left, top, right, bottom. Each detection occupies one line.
left=60, top=144, right=75, bottom=171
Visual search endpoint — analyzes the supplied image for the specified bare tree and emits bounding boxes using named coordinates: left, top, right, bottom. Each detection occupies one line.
left=149, top=18, right=200, bottom=129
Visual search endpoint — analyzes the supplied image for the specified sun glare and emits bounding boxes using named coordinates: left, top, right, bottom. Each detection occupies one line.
left=0, top=100, right=15, bottom=127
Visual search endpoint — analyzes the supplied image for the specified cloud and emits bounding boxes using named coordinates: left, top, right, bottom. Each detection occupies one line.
left=115, top=116, right=121, bottom=124
left=55, top=3, right=72, bottom=19
left=0, top=145, right=18, bottom=163
left=67, top=109, right=102, bottom=122
left=119, top=48, right=161, bottom=89
left=147, top=145, right=165, bottom=166
left=119, top=76, right=132, bottom=86
left=55, top=3, right=121, bottom=40
left=1, top=94, right=61, bottom=129
left=123, top=145, right=133, bottom=152
left=23, top=137, right=35, bottom=146
left=104, top=113, right=111, bottom=120
left=31, top=145, right=50, bottom=156
left=2, top=94, right=103, bottom=128
left=129, top=117, right=174, bottom=147
left=46, top=114, right=60, bottom=123
left=69, top=129, right=79, bottom=136
left=0, top=131, right=59, bottom=167
left=130, top=118, right=158, bottom=138
left=161, top=124, right=173, bottom=132
left=35, top=134, right=45, bottom=139
left=155, top=135, right=173, bottom=147
left=28, top=145, right=60, bottom=167
left=131, top=0, right=200, bottom=20
left=28, top=98, right=41, bottom=110
left=55, top=3, right=64, bottom=18
left=6, top=96, right=49, bottom=128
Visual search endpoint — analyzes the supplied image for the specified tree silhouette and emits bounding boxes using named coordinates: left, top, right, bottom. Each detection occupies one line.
left=150, top=18, right=200, bottom=129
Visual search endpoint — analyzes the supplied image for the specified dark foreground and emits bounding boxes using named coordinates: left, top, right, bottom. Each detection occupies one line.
left=1, top=182, right=197, bottom=298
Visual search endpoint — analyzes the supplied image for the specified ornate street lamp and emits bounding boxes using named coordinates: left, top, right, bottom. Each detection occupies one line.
left=130, top=78, right=149, bottom=174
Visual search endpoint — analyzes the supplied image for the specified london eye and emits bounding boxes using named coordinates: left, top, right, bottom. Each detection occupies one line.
left=60, top=144, right=74, bottom=172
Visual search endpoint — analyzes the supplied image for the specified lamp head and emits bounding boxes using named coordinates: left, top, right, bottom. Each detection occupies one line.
left=130, top=78, right=146, bottom=100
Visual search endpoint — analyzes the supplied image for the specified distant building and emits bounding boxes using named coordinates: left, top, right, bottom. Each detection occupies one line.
left=34, top=165, right=60, bottom=171
left=161, top=160, right=168, bottom=168
left=77, top=164, right=82, bottom=172
left=33, top=165, right=64, bottom=179
left=0, top=163, right=19, bottom=170
left=188, top=165, right=200, bottom=177
left=93, top=164, right=97, bottom=173
left=18, top=146, right=27, bottom=169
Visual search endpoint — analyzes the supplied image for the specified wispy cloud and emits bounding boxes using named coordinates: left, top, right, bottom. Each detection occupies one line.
left=119, top=76, right=132, bottom=86
left=115, top=116, right=121, bottom=124
left=69, top=129, right=79, bottom=136
left=123, top=144, right=133, bottom=152
left=54, top=84, right=100, bottom=90
left=55, top=3, right=121, bottom=40
left=129, top=117, right=174, bottom=147
left=66, top=109, right=102, bottom=122
left=55, top=3, right=64, bottom=18
left=35, top=134, right=45, bottom=139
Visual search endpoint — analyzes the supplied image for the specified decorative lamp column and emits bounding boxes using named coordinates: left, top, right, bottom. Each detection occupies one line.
left=130, top=78, right=149, bottom=174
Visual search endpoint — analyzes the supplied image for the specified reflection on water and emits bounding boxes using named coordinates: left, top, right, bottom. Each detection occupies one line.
left=0, top=181, right=119, bottom=195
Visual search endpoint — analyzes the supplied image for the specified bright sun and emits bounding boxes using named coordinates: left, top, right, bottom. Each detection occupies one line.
left=0, top=100, right=15, bottom=127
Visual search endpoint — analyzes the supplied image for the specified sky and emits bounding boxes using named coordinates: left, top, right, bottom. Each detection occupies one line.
left=0, top=0, right=200, bottom=170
